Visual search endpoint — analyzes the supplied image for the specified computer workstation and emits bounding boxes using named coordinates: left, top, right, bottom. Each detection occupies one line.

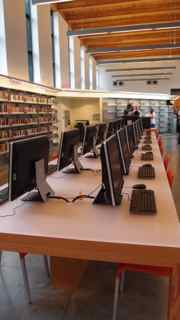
left=0, top=118, right=157, bottom=215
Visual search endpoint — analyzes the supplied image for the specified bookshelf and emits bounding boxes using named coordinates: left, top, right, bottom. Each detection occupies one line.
left=102, top=98, right=176, bottom=133
left=0, top=88, right=56, bottom=157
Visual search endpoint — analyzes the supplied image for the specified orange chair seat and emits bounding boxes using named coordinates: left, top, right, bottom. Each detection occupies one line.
left=117, top=263, right=172, bottom=278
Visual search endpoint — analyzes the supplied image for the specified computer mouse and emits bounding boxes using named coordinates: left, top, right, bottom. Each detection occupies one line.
left=133, top=184, right=146, bottom=190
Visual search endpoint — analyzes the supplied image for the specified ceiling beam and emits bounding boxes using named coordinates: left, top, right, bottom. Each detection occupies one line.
left=106, top=66, right=176, bottom=71
left=97, top=56, right=180, bottom=64
left=68, top=21, right=180, bottom=37
left=88, top=43, right=180, bottom=53
left=58, top=0, right=171, bottom=11
left=57, top=0, right=140, bottom=10
left=70, top=13, right=180, bottom=29
left=64, top=1, right=180, bottom=22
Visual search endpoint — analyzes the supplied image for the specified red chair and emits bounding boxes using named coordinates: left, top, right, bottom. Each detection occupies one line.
left=112, top=263, right=173, bottom=320
left=157, top=136, right=164, bottom=154
left=167, top=168, right=174, bottom=189
left=163, top=153, right=171, bottom=171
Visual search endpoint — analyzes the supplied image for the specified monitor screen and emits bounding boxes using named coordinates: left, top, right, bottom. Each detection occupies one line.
left=117, top=128, right=131, bottom=175
left=127, top=124, right=135, bottom=155
left=9, top=136, right=49, bottom=201
left=96, top=123, right=107, bottom=145
left=133, top=121, right=139, bottom=146
left=94, top=134, right=124, bottom=206
left=58, top=128, right=80, bottom=172
left=82, top=125, right=98, bottom=155
left=106, top=122, right=115, bottom=138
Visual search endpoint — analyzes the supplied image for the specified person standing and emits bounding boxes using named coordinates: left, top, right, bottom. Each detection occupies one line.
left=173, top=97, right=180, bottom=144
left=149, top=108, right=156, bottom=128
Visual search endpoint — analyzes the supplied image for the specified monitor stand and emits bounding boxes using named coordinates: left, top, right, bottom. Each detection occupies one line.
left=63, top=145, right=83, bottom=174
left=85, top=139, right=99, bottom=159
left=93, top=186, right=122, bottom=206
left=22, top=159, right=55, bottom=202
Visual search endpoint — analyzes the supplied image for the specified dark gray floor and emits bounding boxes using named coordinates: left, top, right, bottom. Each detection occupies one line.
left=0, top=134, right=179, bottom=320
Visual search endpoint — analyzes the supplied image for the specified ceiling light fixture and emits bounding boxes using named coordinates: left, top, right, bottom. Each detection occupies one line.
left=68, top=21, right=180, bottom=37
left=32, top=0, right=73, bottom=5
left=88, top=43, right=180, bottom=54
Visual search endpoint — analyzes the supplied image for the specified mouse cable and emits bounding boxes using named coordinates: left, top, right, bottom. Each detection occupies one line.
left=48, top=195, right=70, bottom=203
left=72, top=195, right=95, bottom=203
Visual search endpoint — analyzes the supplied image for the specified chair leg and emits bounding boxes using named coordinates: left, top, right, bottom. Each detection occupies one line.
left=19, top=254, right=32, bottom=304
left=112, top=276, right=120, bottom=320
left=167, top=274, right=173, bottom=320
left=0, top=251, right=2, bottom=265
left=43, top=256, right=50, bottom=277
left=120, top=271, right=126, bottom=295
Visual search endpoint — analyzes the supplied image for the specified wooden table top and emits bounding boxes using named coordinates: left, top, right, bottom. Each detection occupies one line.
left=0, top=133, right=180, bottom=267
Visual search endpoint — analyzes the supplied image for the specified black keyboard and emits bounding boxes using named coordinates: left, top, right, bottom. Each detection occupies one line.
left=141, top=152, right=154, bottom=161
left=0, top=187, right=9, bottom=204
left=142, top=144, right=152, bottom=151
left=48, top=164, right=57, bottom=175
left=130, top=189, right=157, bottom=214
left=138, top=164, right=155, bottom=179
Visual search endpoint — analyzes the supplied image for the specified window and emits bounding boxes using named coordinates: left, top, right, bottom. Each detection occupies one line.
left=69, top=36, right=75, bottom=89
left=25, top=0, right=34, bottom=81
left=51, top=10, right=61, bottom=88
left=0, top=0, right=7, bottom=74
left=89, top=57, right=93, bottom=90
left=80, top=46, right=85, bottom=89
left=25, top=0, right=40, bottom=83
left=96, top=66, right=100, bottom=90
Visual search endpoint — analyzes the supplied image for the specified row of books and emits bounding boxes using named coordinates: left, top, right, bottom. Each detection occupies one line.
left=0, top=115, right=53, bottom=127
left=0, top=126, right=52, bottom=141
left=0, top=90, right=55, bottom=104
left=0, top=143, right=8, bottom=154
left=0, top=103, right=52, bottom=114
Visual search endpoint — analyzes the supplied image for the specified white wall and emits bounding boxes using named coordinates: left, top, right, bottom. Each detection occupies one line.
left=3, top=0, right=29, bottom=80
left=37, top=5, right=53, bottom=86
left=56, top=97, right=100, bottom=130
left=99, top=60, right=180, bottom=94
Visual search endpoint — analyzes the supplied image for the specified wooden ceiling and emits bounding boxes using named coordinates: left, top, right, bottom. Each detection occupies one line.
left=55, top=0, right=180, bottom=62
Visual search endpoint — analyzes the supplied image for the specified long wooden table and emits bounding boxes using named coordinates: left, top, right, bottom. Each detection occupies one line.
left=0, top=133, right=180, bottom=319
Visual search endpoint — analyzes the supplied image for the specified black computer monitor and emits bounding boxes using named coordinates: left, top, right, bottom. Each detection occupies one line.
left=82, top=125, right=98, bottom=157
left=116, top=128, right=131, bottom=175
left=106, top=121, right=115, bottom=138
left=96, top=123, right=107, bottom=145
left=126, top=124, right=135, bottom=155
left=75, top=122, right=85, bottom=143
left=94, top=134, right=124, bottom=206
left=133, top=121, right=140, bottom=146
left=135, top=119, right=140, bottom=141
left=57, top=128, right=82, bottom=173
left=139, top=118, right=144, bottom=135
left=9, top=136, right=54, bottom=202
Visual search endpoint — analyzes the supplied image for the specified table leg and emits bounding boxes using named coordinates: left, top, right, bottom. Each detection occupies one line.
left=51, top=257, right=88, bottom=292
left=168, top=265, right=180, bottom=320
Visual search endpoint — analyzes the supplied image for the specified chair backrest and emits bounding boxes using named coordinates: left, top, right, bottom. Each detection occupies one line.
left=163, top=154, right=170, bottom=171
left=167, top=169, right=174, bottom=189
left=159, top=144, right=164, bottom=156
